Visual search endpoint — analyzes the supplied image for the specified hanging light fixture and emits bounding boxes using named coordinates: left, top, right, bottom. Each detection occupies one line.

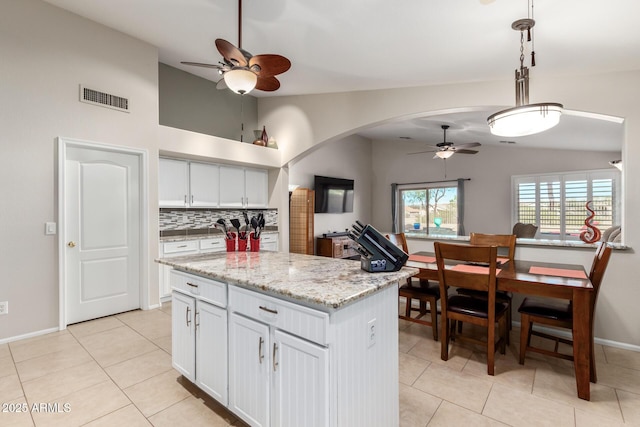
left=223, top=69, right=258, bottom=95
left=435, top=150, right=455, bottom=159
left=487, top=1, right=563, bottom=137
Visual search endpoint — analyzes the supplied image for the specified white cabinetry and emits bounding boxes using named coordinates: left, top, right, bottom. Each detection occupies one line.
left=159, top=158, right=189, bottom=207
left=219, top=165, right=268, bottom=208
left=259, top=233, right=278, bottom=251
left=228, top=286, right=329, bottom=427
left=244, top=167, right=269, bottom=208
left=189, top=162, right=220, bottom=207
left=171, top=270, right=228, bottom=406
left=159, top=240, right=199, bottom=299
left=160, top=159, right=267, bottom=208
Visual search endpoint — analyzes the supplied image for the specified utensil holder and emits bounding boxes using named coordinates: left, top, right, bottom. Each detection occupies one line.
left=238, top=238, right=248, bottom=252
left=250, top=232, right=260, bottom=252
left=225, top=233, right=237, bottom=252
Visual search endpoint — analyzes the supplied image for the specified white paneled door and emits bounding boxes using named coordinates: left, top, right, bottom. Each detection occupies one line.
left=63, top=141, right=142, bottom=324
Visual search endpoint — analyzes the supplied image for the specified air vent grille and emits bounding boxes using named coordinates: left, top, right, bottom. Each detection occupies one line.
left=79, top=85, right=129, bottom=112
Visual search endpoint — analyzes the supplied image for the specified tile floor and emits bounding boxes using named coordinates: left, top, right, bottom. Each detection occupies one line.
left=1, top=301, right=640, bottom=426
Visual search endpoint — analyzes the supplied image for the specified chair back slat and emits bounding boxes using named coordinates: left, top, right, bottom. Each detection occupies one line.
left=589, top=242, right=612, bottom=296
left=469, top=233, right=516, bottom=261
left=386, top=233, right=409, bottom=253
left=434, top=242, right=498, bottom=295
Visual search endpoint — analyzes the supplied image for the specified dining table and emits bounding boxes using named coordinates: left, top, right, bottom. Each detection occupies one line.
left=406, top=251, right=595, bottom=401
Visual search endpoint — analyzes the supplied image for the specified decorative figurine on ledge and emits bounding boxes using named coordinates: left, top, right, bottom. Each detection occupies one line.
left=580, top=201, right=602, bottom=243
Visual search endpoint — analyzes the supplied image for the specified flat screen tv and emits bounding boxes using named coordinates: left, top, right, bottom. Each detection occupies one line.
left=314, top=175, right=354, bottom=213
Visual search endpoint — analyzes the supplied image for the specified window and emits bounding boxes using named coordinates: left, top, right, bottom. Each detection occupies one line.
left=513, top=169, right=620, bottom=240
left=397, top=184, right=459, bottom=236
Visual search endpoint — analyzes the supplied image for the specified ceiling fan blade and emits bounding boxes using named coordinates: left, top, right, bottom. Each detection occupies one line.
left=454, top=142, right=481, bottom=149
left=453, top=149, right=479, bottom=154
left=180, top=61, right=224, bottom=70
left=249, top=54, right=291, bottom=77
left=216, top=78, right=228, bottom=90
left=215, top=39, right=248, bottom=67
left=255, top=75, right=280, bottom=91
left=407, top=149, right=439, bottom=155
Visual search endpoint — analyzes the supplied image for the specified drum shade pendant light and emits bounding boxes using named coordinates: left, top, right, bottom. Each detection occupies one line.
left=487, top=1, right=563, bottom=137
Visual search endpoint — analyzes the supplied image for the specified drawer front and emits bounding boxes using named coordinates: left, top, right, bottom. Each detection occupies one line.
left=260, top=233, right=277, bottom=244
left=200, top=237, right=225, bottom=252
left=229, top=286, right=328, bottom=345
left=163, top=240, right=199, bottom=255
left=171, top=270, right=227, bottom=308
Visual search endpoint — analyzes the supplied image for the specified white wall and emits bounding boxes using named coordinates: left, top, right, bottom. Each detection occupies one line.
left=0, top=0, right=283, bottom=342
left=260, top=70, right=640, bottom=347
left=0, top=0, right=160, bottom=340
left=371, top=140, right=621, bottom=235
left=289, top=134, right=373, bottom=238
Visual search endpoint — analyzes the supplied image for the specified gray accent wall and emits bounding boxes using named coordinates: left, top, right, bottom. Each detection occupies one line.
left=159, top=63, right=259, bottom=142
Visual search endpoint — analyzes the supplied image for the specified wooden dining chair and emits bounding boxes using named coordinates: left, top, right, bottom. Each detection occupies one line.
left=457, top=233, right=517, bottom=342
left=434, top=242, right=508, bottom=375
left=518, top=242, right=612, bottom=380
left=387, top=233, right=440, bottom=340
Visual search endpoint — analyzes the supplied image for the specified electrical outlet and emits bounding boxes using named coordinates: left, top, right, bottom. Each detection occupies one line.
left=0, top=301, right=8, bottom=315
left=367, top=318, right=376, bottom=348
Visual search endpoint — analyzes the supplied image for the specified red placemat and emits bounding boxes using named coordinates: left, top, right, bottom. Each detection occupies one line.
left=450, top=264, right=501, bottom=275
left=529, top=266, right=588, bottom=279
left=408, top=254, right=436, bottom=263
left=497, top=257, right=510, bottom=265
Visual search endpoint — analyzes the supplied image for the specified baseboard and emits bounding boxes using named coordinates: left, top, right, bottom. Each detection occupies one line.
left=0, top=327, right=60, bottom=345
left=513, top=321, right=640, bottom=353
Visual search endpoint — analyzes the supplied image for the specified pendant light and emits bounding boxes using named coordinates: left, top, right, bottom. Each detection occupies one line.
left=487, top=1, right=563, bottom=137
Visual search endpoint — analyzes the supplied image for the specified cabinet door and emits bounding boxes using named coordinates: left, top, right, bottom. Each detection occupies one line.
left=159, top=158, right=189, bottom=207
left=229, top=313, right=270, bottom=427
left=272, top=330, right=329, bottom=427
left=245, top=168, right=268, bottom=208
left=190, top=162, right=220, bottom=207
left=172, top=292, right=196, bottom=381
left=196, top=301, right=228, bottom=405
left=219, top=165, right=246, bottom=208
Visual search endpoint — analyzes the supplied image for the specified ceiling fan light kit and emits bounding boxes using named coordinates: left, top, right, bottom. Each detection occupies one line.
left=435, top=150, right=455, bottom=159
left=180, top=0, right=290, bottom=95
left=487, top=2, right=563, bottom=137
left=224, top=69, right=258, bottom=94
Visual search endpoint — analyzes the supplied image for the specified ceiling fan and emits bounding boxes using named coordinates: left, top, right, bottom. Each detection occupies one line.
left=409, top=125, right=481, bottom=159
left=180, top=0, right=291, bottom=95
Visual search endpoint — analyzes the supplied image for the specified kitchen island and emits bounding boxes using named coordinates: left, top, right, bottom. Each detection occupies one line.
left=157, top=251, right=417, bottom=427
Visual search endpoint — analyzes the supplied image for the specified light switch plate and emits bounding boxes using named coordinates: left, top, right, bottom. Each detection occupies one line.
left=45, top=222, right=57, bottom=235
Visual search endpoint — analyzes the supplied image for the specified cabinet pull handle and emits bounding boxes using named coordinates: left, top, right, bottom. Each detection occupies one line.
left=186, top=306, right=191, bottom=326
left=184, top=195, right=187, bottom=205
left=195, top=311, right=200, bottom=331
left=191, top=195, right=194, bottom=204
left=186, top=282, right=198, bottom=288
left=177, top=245, right=187, bottom=248
left=259, top=305, right=278, bottom=315
left=273, top=343, right=278, bottom=372
left=258, top=337, right=264, bottom=364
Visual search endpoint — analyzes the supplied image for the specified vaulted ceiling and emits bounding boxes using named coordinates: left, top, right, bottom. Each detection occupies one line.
left=43, top=0, right=636, bottom=150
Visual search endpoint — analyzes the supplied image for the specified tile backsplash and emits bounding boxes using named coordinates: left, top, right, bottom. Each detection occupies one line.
left=160, top=208, right=278, bottom=233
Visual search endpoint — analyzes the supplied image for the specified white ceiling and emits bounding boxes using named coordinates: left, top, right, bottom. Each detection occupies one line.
left=43, top=0, right=635, bottom=151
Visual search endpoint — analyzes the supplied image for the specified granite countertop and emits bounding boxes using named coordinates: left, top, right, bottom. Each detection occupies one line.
left=160, top=228, right=278, bottom=243
left=157, top=252, right=417, bottom=310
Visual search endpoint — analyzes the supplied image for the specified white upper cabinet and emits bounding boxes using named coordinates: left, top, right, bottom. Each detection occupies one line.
left=190, top=162, right=220, bottom=207
left=159, top=158, right=267, bottom=209
left=219, top=165, right=246, bottom=208
left=220, top=165, right=269, bottom=208
left=159, top=158, right=189, bottom=207
left=245, top=168, right=268, bottom=208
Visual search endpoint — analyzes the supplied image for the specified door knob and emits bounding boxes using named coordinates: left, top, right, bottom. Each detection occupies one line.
left=67, top=241, right=76, bottom=248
